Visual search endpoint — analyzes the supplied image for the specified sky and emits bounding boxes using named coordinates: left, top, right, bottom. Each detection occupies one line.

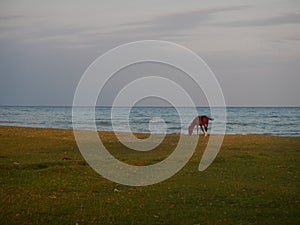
left=0, top=0, right=299, bottom=106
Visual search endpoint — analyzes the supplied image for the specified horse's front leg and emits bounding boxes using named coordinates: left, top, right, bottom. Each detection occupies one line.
left=204, top=125, right=208, bottom=136
left=200, top=125, right=205, bottom=135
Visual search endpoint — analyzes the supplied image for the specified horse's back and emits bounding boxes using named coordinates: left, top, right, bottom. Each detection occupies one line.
left=199, top=115, right=210, bottom=125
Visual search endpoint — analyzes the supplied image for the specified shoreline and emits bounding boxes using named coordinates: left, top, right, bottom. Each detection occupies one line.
left=0, top=125, right=299, bottom=137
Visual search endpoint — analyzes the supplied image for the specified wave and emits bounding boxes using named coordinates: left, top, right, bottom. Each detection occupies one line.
left=96, top=121, right=112, bottom=126
left=227, top=122, right=249, bottom=126
left=168, top=126, right=183, bottom=130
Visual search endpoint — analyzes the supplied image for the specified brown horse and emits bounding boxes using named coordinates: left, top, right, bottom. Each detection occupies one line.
left=188, top=115, right=214, bottom=136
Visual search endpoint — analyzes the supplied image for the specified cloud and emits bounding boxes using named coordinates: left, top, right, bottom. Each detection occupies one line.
left=217, top=12, right=300, bottom=27
left=118, top=5, right=246, bottom=33
left=82, top=5, right=246, bottom=47
left=285, top=34, right=300, bottom=41
left=1, top=5, right=244, bottom=48
left=0, top=15, right=25, bottom=21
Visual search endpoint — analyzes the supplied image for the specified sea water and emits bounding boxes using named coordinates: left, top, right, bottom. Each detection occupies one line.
left=0, top=106, right=299, bottom=136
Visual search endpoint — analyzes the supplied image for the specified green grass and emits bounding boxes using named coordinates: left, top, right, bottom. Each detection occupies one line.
left=0, top=126, right=299, bottom=225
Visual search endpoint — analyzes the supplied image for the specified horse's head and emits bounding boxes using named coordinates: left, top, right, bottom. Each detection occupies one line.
left=188, top=125, right=193, bottom=135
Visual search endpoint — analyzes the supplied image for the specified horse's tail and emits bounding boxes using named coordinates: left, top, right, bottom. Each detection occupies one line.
left=208, top=117, right=214, bottom=121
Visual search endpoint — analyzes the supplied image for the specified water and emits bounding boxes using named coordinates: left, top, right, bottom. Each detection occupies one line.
left=0, top=106, right=299, bottom=136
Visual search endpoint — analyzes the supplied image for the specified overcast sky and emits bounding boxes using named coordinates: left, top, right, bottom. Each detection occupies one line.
left=0, top=0, right=299, bottom=106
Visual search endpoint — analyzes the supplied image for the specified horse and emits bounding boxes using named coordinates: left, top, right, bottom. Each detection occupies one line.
left=188, top=115, right=214, bottom=136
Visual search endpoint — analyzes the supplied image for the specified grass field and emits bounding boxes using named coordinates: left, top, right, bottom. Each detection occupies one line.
left=0, top=126, right=299, bottom=225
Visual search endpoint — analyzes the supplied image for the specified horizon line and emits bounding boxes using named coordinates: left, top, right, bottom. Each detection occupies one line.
left=0, top=105, right=300, bottom=108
